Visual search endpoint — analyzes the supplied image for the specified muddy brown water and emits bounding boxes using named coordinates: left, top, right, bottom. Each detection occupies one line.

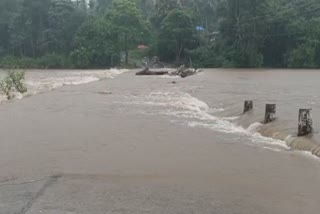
left=0, top=69, right=319, bottom=214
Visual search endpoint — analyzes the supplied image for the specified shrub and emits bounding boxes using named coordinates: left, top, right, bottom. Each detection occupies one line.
left=187, top=46, right=229, bottom=68
left=38, top=53, right=72, bottom=69
left=0, top=56, right=21, bottom=69
left=0, top=56, right=38, bottom=69
left=0, top=54, right=73, bottom=69
left=0, top=70, right=27, bottom=100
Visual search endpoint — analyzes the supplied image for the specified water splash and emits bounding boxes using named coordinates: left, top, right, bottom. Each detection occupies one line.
left=0, top=69, right=128, bottom=103
left=124, top=91, right=290, bottom=150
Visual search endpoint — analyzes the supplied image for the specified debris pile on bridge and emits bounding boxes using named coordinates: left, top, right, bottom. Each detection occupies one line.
left=136, top=65, right=202, bottom=78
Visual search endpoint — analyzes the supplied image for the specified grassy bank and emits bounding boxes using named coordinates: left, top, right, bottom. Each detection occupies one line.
left=0, top=50, right=149, bottom=70
left=0, top=55, right=74, bottom=69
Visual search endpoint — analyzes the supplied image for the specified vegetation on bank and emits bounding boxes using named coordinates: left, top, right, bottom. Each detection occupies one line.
left=0, top=55, right=72, bottom=69
left=1, top=0, right=320, bottom=69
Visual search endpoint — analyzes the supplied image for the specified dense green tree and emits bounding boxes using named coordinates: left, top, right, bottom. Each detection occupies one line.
left=0, top=0, right=18, bottom=56
left=94, top=0, right=113, bottom=12
left=180, top=0, right=217, bottom=30
left=107, top=0, right=147, bottom=64
left=159, top=9, right=195, bottom=63
left=2, top=0, right=320, bottom=69
left=215, top=0, right=320, bottom=68
left=47, top=0, right=87, bottom=54
left=9, top=0, right=52, bottom=57
left=288, top=18, right=320, bottom=68
left=71, top=16, right=119, bottom=68
left=217, top=0, right=268, bottom=67
left=152, top=0, right=179, bottom=27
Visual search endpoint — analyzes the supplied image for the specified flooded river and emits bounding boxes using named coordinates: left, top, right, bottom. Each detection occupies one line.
left=0, top=69, right=320, bottom=214
left=108, top=69, right=320, bottom=156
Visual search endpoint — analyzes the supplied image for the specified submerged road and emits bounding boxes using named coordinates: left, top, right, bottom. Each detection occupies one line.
left=0, top=71, right=320, bottom=214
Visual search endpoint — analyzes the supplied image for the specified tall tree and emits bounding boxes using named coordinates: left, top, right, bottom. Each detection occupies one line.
left=107, top=0, right=147, bottom=64
left=9, top=0, right=51, bottom=57
left=159, top=9, right=195, bottom=63
left=71, top=16, right=119, bottom=68
left=95, top=0, right=113, bottom=12
left=47, top=0, right=87, bottom=54
left=217, top=0, right=268, bottom=67
left=152, top=0, right=179, bottom=27
left=0, top=0, right=18, bottom=56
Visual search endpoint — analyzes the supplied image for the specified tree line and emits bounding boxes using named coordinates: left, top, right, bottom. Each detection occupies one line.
left=0, top=0, right=319, bottom=69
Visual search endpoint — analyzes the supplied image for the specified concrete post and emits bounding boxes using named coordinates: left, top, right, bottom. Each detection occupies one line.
left=244, top=101, right=253, bottom=113
left=298, top=109, right=313, bottom=136
left=264, top=104, right=276, bottom=124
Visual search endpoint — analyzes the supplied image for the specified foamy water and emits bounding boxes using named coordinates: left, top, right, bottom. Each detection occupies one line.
left=119, top=90, right=290, bottom=152
left=0, top=69, right=128, bottom=103
left=0, top=68, right=318, bottom=159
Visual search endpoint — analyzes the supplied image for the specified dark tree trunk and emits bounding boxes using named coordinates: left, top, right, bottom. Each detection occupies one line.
left=176, top=45, right=183, bottom=64
left=30, top=39, right=36, bottom=58
left=125, top=34, right=128, bottom=65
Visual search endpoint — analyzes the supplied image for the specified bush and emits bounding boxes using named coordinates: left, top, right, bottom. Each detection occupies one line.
left=38, top=53, right=72, bottom=69
left=8, top=71, right=27, bottom=93
left=0, top=70, right=27, bottom=100
left=188, top=46, right=230, bottom=68
left=0, top=56, right=25, bottom=69
left=0, top=56, right=38, bottom=69
left=288, top=43, right=317, bottom=68
left=70, top=47, right=91, bottom=69
left=0, top=54, right=72, bottom=69
left=130, top=49, right=148, bottom=60
left=17, top=57, right=39, bottom=68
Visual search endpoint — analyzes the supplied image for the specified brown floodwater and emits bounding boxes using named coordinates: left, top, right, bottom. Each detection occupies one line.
left=0, top=69, right=319, bottom=214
